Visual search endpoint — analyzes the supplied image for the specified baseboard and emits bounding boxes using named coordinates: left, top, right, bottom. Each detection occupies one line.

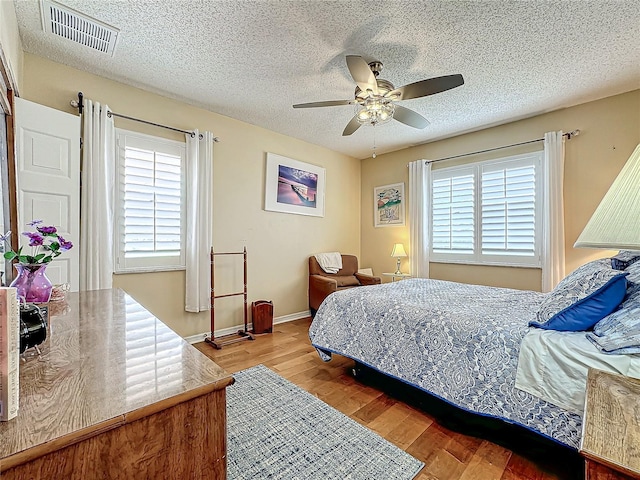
left=183, top=309, right=311, bottom=345
left=273, top=310, right=311, bottom=325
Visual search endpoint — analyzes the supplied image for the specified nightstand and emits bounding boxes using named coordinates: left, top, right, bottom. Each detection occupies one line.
left=580, top=369, right=640, bottom=480
left=382, top=273, right=412, bottom=282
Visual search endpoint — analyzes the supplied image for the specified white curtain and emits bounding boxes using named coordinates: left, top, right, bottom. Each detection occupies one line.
left=408, top=160, right=432, bottom=278
left=185, top=130, right=214, bottom=312
left=80, top=99, right=115, bottom=291
left=542, top=131, right=566, bottom=292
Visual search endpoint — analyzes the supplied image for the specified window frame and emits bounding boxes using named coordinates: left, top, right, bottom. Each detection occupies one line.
left=430, top=151, right=543, bottom=268
left=114, top=129, right=187, bottom=274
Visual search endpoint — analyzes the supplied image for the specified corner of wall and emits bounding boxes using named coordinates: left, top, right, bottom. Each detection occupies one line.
left=0, top=0, right=24, bottom=93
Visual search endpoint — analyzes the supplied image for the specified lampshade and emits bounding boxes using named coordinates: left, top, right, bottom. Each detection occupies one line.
left=391, top=243, right=407, bottom=258
left=575, top=144, right=640, bottom=249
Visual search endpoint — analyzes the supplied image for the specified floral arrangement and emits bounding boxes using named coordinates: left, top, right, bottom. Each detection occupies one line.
left=1, top=220, right=73, bottom=265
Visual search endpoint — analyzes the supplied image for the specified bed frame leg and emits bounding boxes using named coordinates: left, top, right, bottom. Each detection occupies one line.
left=352, top=363, right=366, bottom=379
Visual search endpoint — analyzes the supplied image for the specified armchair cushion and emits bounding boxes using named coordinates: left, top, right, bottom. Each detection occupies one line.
left=335, top=275, right=360, bottom=287
left=355, top=272, right=381, bottom=286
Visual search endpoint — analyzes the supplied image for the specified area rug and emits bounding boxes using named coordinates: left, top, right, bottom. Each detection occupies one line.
left=226, top=364, right=424, bottom=479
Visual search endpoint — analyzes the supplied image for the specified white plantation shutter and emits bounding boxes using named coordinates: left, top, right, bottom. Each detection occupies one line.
left=432, top=168, right=475, bottom=255
left=481, top=160, right=536, bottom=258
left=430, top=152, right=542, bottom=266
left=123, top=147, right=182, bottom=255
left=115, top=130, right=186, bottom=272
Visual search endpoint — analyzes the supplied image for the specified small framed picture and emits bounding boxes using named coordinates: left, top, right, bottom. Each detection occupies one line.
left=264, top=153, right=325, bottom=217
left=374, top=182, right=405, bottom=227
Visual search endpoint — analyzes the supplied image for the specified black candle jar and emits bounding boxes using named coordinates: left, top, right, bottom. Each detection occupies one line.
left=19, top=303, right=47, bottom=354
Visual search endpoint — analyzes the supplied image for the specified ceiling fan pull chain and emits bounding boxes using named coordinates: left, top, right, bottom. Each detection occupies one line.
left=372, top=125, right=377, bottom=158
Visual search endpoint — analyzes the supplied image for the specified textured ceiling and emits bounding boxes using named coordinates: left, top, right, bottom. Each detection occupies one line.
left=12, top=0, right=640, bottom=159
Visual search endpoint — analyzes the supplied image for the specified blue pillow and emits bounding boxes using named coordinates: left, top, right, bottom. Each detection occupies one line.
left=531, top=261, right=628, bottom=331
left=611, top=250, right=640, bottom=270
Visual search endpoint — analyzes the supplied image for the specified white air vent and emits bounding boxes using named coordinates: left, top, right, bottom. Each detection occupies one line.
left=40, top=0, right=120, bottom=56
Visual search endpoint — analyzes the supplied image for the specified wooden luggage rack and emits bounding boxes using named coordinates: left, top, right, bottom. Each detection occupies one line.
left=205, top=246, right=254, bottom=349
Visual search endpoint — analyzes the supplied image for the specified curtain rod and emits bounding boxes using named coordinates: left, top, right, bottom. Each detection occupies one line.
left=107, top=111, right=203, bottom=138
left=421, top=129, right=580, bottom=165
left=70, top=92, right=220, bottom=142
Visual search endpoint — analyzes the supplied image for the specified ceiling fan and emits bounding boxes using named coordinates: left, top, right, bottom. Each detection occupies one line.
left=293, top=55, right=464, bottom=136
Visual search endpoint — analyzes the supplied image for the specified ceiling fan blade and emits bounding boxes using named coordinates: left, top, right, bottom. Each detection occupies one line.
left=393, top=105, right=430, bottom=129
left=391, top=74, right=464, bottom=101
left=346, top=55, right=379, bottom=95
left=342, top=116, right=362, bottom=136
left=293, top=100, right=354, bottom=109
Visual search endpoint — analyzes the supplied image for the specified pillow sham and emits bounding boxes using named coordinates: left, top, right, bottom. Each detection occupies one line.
left=625, top=258, right=640, bottom=277
left=531, top=261, right=628, bottom=331
left=611, top=250, right=640, bottom=270
left=586, top=327, right=640, bottom=355
left=619, top=261, right=640, bottom=297
left=592, top=290, right=640, bottom=337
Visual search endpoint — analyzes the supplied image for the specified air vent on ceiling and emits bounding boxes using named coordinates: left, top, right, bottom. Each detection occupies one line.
left=40, top=0, right=120, bottom=56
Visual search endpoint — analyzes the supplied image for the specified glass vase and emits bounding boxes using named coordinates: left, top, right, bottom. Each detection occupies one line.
left=10, top=264, right=53, bottom=303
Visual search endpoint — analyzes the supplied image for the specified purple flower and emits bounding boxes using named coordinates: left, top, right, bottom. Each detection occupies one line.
left=22, top=232, right=44, bottom=246
left=9, top=222, right=72, bottom=266
left=37, top=225, right=57, bottom=235
left=58, top=236, right=73, bottom=251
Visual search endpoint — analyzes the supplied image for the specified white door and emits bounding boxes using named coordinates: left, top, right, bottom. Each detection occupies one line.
left=14, top=97, right=80, bottom=291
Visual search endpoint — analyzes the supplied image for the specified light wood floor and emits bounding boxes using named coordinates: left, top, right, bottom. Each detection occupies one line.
left=195, top=318, right=584, bottom=480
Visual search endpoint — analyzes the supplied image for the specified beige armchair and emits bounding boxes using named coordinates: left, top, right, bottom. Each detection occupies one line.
left=309, top=254, right=381, bottom=316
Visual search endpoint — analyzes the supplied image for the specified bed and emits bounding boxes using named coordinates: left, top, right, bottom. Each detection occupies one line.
left=308, top=256, right=640, bottom=450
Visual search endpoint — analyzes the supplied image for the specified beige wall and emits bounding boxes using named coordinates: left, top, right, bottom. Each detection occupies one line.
left=362, top=90, right=640, bottom=291
left=0, top=0, right=23, bottom=91
left=16, top=51, right=640, bottom=335
left=22, top=53, right=361, bottom=338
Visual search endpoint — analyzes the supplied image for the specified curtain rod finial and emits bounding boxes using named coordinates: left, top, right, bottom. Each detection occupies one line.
left=566, top=129, right=580, bottom=139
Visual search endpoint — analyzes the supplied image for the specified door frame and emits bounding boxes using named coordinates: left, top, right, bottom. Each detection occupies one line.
left=0, top=40, right=18, bottom=284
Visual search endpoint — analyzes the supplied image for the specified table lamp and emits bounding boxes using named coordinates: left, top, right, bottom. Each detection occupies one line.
left=575, top=144, right=640, bottom=249
left=391, top=243, right=407, bottom=275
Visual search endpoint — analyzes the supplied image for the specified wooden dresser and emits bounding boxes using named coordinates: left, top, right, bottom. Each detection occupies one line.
left=581, top=369, right=640, bottom=480
left=0, top=289, right=234, bottom=479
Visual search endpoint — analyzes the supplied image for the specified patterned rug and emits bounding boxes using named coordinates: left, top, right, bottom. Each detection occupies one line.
left=226, top=364, right=424, bottom=479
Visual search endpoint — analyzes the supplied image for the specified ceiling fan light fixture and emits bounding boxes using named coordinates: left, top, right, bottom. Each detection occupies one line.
left=355, top=96, right=395, bottom=126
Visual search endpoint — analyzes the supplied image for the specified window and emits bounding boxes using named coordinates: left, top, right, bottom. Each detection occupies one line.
left=114, top=130, right=186, bottom=273
left=430, top=152, right=542, bottom=267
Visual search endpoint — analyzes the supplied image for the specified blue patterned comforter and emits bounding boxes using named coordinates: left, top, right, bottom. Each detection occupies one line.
left=308, top=278, right=583, bottom=449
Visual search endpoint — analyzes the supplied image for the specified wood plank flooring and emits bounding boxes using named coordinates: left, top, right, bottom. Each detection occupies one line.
left=195, top=318, right=585, bottom=480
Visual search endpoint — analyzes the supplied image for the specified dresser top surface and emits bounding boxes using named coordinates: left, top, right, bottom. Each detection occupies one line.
left=0, top=289, right=232, bottom=460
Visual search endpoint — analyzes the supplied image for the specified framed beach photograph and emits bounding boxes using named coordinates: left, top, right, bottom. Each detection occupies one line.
left=264, top=153, right=325, bottom=217
left=374, top=182, right=405, bottom=227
